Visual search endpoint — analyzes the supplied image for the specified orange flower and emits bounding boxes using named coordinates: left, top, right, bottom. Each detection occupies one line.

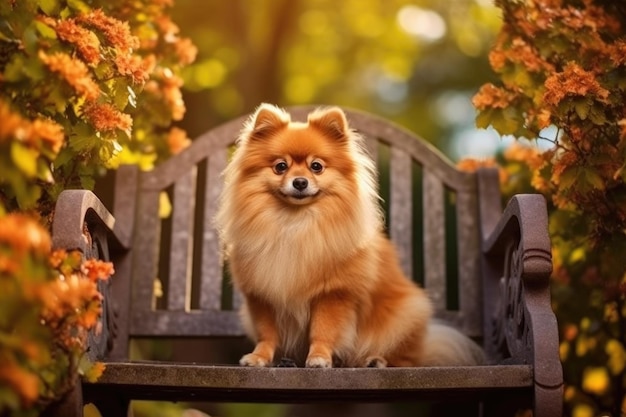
left=78, top=9, right=139, bottom=51
left=457, top=157, right=497, bottom=172
left=0, top=99, right=29, bottom=142
left=536, top=109, right=552, bottom=130
left=155, top=15, right=180, bottom=41
left=543, top=62, right=610, bottom=107
left=38, top=50, right=100, bottom=101
left=472, top=83, right=516, bottom=110
left=84, top=103, right=132, bottom=136
left=56, top=18, right=101, bottom=65
left=0, top=214, right=51, bottom=257
left=506, top=37, right=554, bottom=73
left=609, top=41, right=626, bottom=67
left=49, top=249, right=68, bottom=269
left=166, top=126, right=191, bottom=154
left=550, top=150, right=579, bottom=187
left=504, top=142, right=545, bottom=171
left=153, top=69, right=186, bottom=120
left=0, top=361, right=40, bottom=406
left=81, top=258, right=115, bottom=282
left=31, top=118, right=65, bottom=154
left=174, top=37, right=198, bottom=66
left=39, top=274, right=101, bottom=324
left=114, top=53, right=150, bottom=84
left=488, top=48, right=507, bottom=72
left=456, top=157, right=509, bottom=184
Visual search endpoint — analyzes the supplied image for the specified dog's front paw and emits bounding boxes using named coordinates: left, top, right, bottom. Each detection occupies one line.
left=240, top=353, right=272, bottom=367
left=305, top=355, right=333, bottom=368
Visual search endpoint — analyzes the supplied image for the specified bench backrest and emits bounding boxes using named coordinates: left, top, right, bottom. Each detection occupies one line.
left=111, top=106, right=496, bottom=354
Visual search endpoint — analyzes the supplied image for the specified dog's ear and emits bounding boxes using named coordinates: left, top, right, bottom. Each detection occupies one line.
left=249, top=103, right=289, bottom=140
left=308, top=107, right=348, bottom=141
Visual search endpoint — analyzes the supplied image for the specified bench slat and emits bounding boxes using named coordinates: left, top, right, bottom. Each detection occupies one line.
left=423, top=170, right=446, bottom=310
left=130, top=310, right=242, bottom=337
left=167, top=168, right=197, bottom=311
left=88, top=363, right=533, bottom=403
left=200, top=152, right=227, bottom=310
left=456, top=189, right=482, bottom=336
left=390, top=147, right=413, bottom=278
left=133, top=190, right=161, bottom=313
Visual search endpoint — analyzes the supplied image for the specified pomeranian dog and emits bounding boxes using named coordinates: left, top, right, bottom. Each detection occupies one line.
left=216, top=104, right=484, bottom=368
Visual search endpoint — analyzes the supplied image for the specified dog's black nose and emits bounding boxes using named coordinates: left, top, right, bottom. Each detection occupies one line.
left=293, top=177, right=308, bottom=191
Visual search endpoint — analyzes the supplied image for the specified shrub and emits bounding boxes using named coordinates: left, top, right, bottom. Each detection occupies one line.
left=0, top=0, right=197, bottom=414
left=468, top=0, right=626, bottom=415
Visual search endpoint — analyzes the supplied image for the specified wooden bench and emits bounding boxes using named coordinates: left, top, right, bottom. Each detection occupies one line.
left=47, top=106, right=563, bottom=416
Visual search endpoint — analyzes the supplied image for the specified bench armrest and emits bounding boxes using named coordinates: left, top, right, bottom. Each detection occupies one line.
left=481, top=193, right=563, bottom=415
left=52, top=190, right=129, bottom=361
left=52, top=190, right=128, bottom=254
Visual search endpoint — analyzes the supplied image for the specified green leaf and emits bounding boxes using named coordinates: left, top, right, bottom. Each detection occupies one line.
left=574, top=100, right=590, bottom=121
left=22, top=24, right=38, bottom=55
left=475, top=108, right=493, bottom=129
left=3, top=55, right=26, bottom=82
left=67, top=0, right=90, bottom=13
left=34, top=20, right=56, bottom=39
left=69, top=134, right=99, bottom=152
left=14, top=181, right=41, bottom=209
left=112, top=79, right=131, bottom=110
left=491, top=107, right=522, bottom=136
left=588, top=107, right=607, bottom=125
left=79, top=175, right=95, bottom=190
left=53, top=148, right=74, bottom=169
left=559, top=166, right=578, bottom=191
left=583, top=168, right=605, bottom=190
left=39, top=0, right=60, bottom=15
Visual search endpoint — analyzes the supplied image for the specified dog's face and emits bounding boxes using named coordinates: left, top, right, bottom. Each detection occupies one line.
left=236, top=105, right=357, bottom=208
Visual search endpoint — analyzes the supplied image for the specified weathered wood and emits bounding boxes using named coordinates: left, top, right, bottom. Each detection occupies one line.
left=48, top=106, right=563, bottom=417
left=200, top=151, right=227, bottom=310
left=89, top=363, right=533, bottom=403
left=422, top=170, right=446, bottom=311
left=167, top=167, right=197, bottom=311
left=389, top=147, right=413, bottom=278
left=131, top=189, right=161, bottom=321
left=456, top=189, right=482, bottom=337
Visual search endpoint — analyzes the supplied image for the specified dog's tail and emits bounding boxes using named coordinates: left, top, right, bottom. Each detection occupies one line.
left=421, top=321, right=486, bottom=366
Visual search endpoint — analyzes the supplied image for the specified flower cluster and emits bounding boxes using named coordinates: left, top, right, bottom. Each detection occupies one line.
left=0, top=214, right=113, bottom=414
left=474, top=0, right=626, bottom=238
left=0, top=0, right=198, bottom=413
left=0, top=1, right=197, bottom=215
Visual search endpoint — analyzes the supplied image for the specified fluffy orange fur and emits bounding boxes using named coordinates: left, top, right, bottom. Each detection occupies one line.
left=216, top=104, right=483, bottom=368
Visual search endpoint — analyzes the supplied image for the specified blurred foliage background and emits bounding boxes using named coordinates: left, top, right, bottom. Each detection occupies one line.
left=171, top=0, right=503, bottom=160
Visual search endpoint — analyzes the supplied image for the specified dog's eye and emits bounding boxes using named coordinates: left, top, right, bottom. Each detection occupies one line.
left=273, top=161, right=288, bottom=174
left=310, top=161, right=324, bottom=174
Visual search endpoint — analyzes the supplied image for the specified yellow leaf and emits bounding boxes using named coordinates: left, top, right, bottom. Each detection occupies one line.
left=569, top=247, right=586, bottom=263
left=11, top=142, right=39, bottom=177
left=81, top=361, right=106, bottom=383
left=582, top=366, right=609, bottom=396
left=159, top=192, right=172, bottom=219
left=572, top=404, right=594, bottom=417
left=606, top=339, right=626, bottom=375
left=559, top=341, right=569, bottom=361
